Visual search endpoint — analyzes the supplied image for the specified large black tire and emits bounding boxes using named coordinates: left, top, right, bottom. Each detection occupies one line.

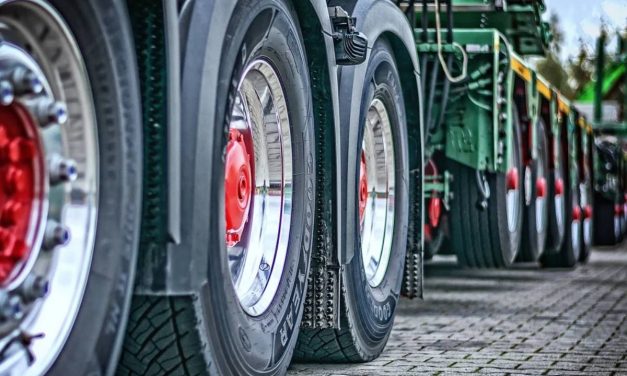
left=449, top=112, right=524, bottom=268
left=520, top=120, right=549, bottom=261
left=40, top=0, right=143, bottom=374
left=593, top=194, right=620, bottom=245
left=118, top=0, right=315, bottom=374
left=295, top=38, right=409, bottom=362
left=541, top=134, right=581, bottom=267
left=545, top=126, right=567, bottom=254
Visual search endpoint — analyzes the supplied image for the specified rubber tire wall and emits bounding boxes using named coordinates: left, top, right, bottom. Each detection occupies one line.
left=118, top=0, right=315, bottom=374
left=43, top=0, right=143, bottom=374
left=295, top=38, right=409, bottom=363
left=448, top=111, right=524, bottom=268
left=520, top=120, right=549, bottom=262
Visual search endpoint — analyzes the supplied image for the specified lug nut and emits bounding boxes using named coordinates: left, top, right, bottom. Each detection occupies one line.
left=43, top=220, right=70, bottom=250
left=9, top=67, right=43, bottom=95
left=31, top=98, right=68, bottom=126
left=0, top=292, right=23, bottom=321
left=19, top=275, right=49, bottom=302
left=49, top=155, right=78, bottom=185
left=0, top=80, right=14, bottom=106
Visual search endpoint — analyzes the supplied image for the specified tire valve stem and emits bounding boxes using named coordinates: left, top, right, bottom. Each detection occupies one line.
left=0, top=331, right=45, bottom=366
left=0, top=80, right=14, bottom=106
left=43, top=220, right=70, bottom=250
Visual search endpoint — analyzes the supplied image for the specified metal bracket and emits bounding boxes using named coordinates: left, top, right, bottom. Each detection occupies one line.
left=328, top=6, right=368, bottom=66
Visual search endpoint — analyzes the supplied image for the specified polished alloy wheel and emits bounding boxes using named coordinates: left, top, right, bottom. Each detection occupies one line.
left=506, top=145, right=521, bottom=233
left=360, top=98, right=395, bottom=288
left=535, top=166, right=547, bottom=235
left=554, top=176, right=565, bottom=238
left=225, top=59, right=292, bottom=317
left=0, top=1, right=98, bottom=373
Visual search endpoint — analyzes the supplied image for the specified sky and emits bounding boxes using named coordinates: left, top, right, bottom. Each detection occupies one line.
left=544, top=0, right=627, bottom=61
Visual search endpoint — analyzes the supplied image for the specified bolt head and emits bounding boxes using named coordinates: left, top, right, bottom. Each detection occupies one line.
left=0, top=80, right=14, bottom=106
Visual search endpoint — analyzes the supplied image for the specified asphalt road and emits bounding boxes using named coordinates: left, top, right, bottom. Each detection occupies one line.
left=289, top=245, right=627, bottom=375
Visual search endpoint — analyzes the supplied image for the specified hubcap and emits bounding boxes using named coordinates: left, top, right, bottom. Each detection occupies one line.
left=359, top=151, right=368, bottom=224
left=225, top=129, right=252, bottom=247
left=225, top=59, right=292, bottom=316
left=0, top=1, right=98, bottom=373
left=360, top=98, right=395, bottom=288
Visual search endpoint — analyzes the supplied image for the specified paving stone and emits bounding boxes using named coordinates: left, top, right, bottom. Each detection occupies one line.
left=289, top=247, right=627, bottom=375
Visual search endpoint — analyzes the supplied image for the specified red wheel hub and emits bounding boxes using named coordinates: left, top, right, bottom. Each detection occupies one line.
left=0, top=104, right=42, bottom=283
left=583, top=205, right=592, bottom=219
left=225, top=129, right=252, bottom=247
left=536, top=177, right=547, bottom=198
left=615, top=204, right=624, bottom=216
left=359, top=151, right=368, bottom=224
left=506, top=167, right=519, bottom=190
left=425, top=159, right=442, bottom=231
left=554, top=178, right=564, bottom=196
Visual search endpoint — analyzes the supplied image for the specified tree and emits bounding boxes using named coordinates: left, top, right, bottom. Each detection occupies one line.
left=567, top=40, right=594, bottom=95
left=536, top=13, right=575, bottom=98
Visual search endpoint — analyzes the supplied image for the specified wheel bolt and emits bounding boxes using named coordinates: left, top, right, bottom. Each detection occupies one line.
left=31, top=98, right=68, bottom=126
left=43, top=220, right=70, bottom=250
left=0, top=80, right=14, bottom=106
left=19, top=275, right=49, bottom=301
left=9, top=67, right=43, bottom=95
left=0, top=293, right=23, bottom=321
left=49, top=155, right=78, bottom=185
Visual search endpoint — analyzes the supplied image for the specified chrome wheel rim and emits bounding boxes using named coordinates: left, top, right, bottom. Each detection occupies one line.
left=225, top=59, right=292, bottom=317
left=0, top=1, right=98, bottom=373
left=579, top=184, right=591, bottom=248
left=571, top=193, right=581, bottom=260
left=535, top=163, right=547, bottom=234
left=360, top=98, right=395, bottom=288
left=554, top=176, right=565, bottom=238
left=506, top=139, right=521, bottom=233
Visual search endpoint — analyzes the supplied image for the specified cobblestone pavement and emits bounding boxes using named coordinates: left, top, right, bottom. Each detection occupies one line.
left=289, top=246, right=627, bottom=375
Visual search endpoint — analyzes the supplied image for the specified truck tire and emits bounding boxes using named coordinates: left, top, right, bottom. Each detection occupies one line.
left=545, top=127, right=567, bottom=254
left=541, top=137, right=581, bottom=267
left=449, top=110, right=524, bottom=268
left=0, top=1, right=142, bottom=375
left=295, top=38, right=409, bottom=362
left=593, top=194, right=620, bottom=245
left=520, top=120, right=549, bottom=261
left=118, top=0, right=315, bottom=374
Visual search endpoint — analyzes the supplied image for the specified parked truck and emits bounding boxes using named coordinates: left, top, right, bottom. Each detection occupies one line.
left=584, top=30, right=627, bottom=246
left=0, top=0, right=601, bottom=375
